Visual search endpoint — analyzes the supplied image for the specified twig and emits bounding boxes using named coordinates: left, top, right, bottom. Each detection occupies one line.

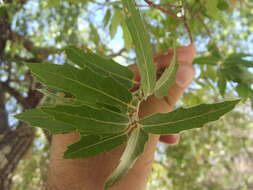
left=137, top=4, right=182, bottom=9
left=144, top=0, right=193, bottom=44
left=108, top=48, right=126, bottom=57
left=245, top=2, right=253, bottom=8
left=10, top=31, right=60, bottom=58
left=183, top=14, right=193, bottom=44
left=144, top=0, right=183, bottom=21
left=197, top=14, right=212, bottom=38
left=0, top=82, right=26, bottom=106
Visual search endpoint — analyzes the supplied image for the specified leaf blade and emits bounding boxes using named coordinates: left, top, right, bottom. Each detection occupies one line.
left=154, top=51, right=179, bottom=98
left=65, top=46, right=134, bottom=88
left=122, top=0, right=156, bottom=97
left=140, top=100, right=240, bottom=134
left=41, top=104, right=129, bottom=134
left=15, top=109, right=75, bottom=134
left=64, top=133, right=127, bottom=159
left=104, top=128, right=149, bottom=190
left=27, top=63, right=133, bottom=112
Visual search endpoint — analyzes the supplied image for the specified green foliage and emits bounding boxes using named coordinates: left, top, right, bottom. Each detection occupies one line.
left=140, top=100, right=239, bottom=134
left=16, top=37, right=239, bottom=190
left=65, top=46, right=134, bottom=88
left=122, top=0, right=156, bottom=98
left=64, top=133, right=127, bottom=159
left=105, top=128, right=149, bottom=189
left=5, top=0, right=253, bottom=189
left=15, top=109, right=75, bottom=134
left=154, top=49, right=178, bottom=98
left=41, top=104, right=129, bottom=134
left=147, top=106, right=253, bottom=190
left=194, top=52, right=253, bottom=107
left=26, top=62, right=133, bottom=112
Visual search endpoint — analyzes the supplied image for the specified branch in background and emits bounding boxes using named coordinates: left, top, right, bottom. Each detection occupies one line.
left=245, top=2, right=253, bottom=8
left=108, top=48, right=126, bottom=57
left=10, top=31, right=61, bottom=58
left=183, top=13, right=193, bottom=44
left=144, top=0, right=183, bottom=21
left=0, top=82, right=26, bottom=107
left=144, top=0, right=193, bottom=44
left=0, top=86, right=9, bottom=132
left=12, top=54, right=43, bottom=63
left=197, top=14, right=221, bottom=53
left=137, top=4, right=182, bottom=9
left=197, top=14, right=212, bottom=38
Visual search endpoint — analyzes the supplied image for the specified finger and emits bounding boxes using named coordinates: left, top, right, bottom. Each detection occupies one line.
left=128, top=64, right=140, bottom=92
left=154, top=44, right=196, bottom=70
left=129, top=45, right=196, bottom=91
left=159, top=134, right=180, bottom=144
left=159, top=63, right=195, bottom=144
left=165, top=63, right=195, bottom=106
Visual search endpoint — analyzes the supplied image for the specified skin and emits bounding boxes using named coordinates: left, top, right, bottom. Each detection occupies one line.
left=47, top=45, right=196, bottom=190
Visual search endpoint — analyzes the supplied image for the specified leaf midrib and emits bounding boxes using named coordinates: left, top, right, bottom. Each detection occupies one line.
left=125, top=0, right=153, bottom=94
left=65, top=133, right=126, bottom=157
left=141, top=104, right=235, bottom=127
left=68, top=49, right=134, bottom=84
left=44, top=109, right=129, bottom=126
left=31, top=69, right=130, bottom=107
left=155, top=57, right=177, bottom=91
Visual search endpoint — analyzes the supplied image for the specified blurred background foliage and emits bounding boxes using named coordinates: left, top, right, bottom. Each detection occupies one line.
left=0, top=0, right=252, bottom=189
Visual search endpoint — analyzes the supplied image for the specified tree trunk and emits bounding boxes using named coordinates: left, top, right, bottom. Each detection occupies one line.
left=0, top=0, right=44, bottom=189
left=0, top=88, right=43, bottom=190
left=0, top=125, right=35, bottom=190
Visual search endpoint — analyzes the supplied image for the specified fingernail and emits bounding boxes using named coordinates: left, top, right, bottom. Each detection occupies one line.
left=176, top=64, right=194, bottom=88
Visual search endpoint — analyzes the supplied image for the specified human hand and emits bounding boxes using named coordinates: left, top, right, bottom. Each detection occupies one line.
left=47, top=45, right=196, bottom=190
left=129, top=44, right=196, bottom=144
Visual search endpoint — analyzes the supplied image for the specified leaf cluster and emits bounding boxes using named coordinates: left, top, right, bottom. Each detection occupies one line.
left=15, top=0, right=240, bottom=189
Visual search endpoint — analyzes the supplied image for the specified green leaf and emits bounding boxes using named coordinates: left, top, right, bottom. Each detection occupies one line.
left=46, top=0, right=60, bottom=7
left=193, top=56, right=220, bottom=65
left=122, top=22, right=132, bottom=50
left=67, top=0, right=89, bottom=4
left=90, top=24, right=100, bottom=44
left=122, top=0, right=156, bottom=97
left=15, top=109, right=75, bottom=134
left=105, top=128, right=149, bottom=190
left=217, top=0, right=229, bottom=10
left=236, top=83, right=251, bottom=101
left=64, top=133, right=127, bottom=159
left=103, top=9, right=112, bottom=27
left=38, top=88, right=77, bottom=105
left=27, top=63, right=133, bottom=112
left=154, top=50, right=178, bottom=98
left=205, top=0, right=220, bottom=19
left=217, top=69, right=227, bottom=97
left=65, top=46, right=133, bottom=88
left=224, top=53, right=253, bottom=68
left=110, top=9, right=122, bottom=38
left=0, top=5, right=8, bottom=17
left=41, top=104, right=129, bottom=134
left=140, top=100, right=240, bottom=134
left=223, top=65, right=253, bottom=83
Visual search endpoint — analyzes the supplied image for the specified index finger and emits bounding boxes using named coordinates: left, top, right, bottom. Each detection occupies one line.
left=154, top=44, right=196, bottom=71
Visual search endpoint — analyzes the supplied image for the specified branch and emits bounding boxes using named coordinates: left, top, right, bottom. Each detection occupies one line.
left=197, top=14, right=212, bottom=38
left=144, top=0, right=183, bottom=21
left=10, top=31, right=60, bottom=58
left=183, top=13, right=193, bottom=44
left=143, top=0, right=193, bottom=44
left=245, top=2, right=253, bottom=9
left=137, top=4, right=182, bottom=9
left=0, top=82, right=27, bottom=107
left=0, top=86, right=9, bottom=132
left=108, top=48, right=126, bottom=57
